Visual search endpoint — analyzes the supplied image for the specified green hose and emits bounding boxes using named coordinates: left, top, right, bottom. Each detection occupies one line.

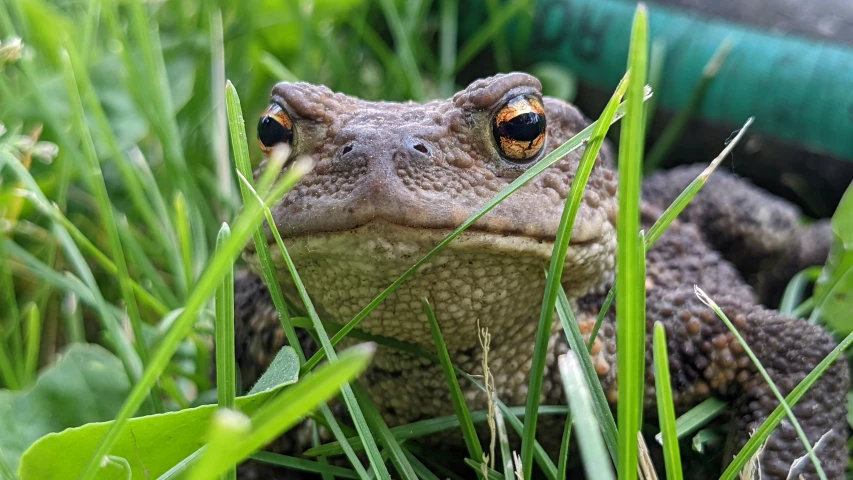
left=496, top=0, right=853, bottom=162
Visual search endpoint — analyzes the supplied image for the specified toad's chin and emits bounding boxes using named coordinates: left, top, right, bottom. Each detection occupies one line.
left=242, top=220, right=615, bottom=350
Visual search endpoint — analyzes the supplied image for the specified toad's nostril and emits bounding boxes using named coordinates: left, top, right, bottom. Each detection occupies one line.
left=413, top=143, right=429, bottom=154
left=341, top=145, right=353, bottom=155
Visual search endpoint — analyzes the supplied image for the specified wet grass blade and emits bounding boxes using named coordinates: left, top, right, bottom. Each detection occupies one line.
left=695, top=286, right=826, bottom=480
left=616, top=7, right=649, bottom=480
left=423, top=298, right=484, bottom=468
left=652, top=322, right=682, bottom=480
left=645, top=117, right=753, bottom=247
left=558, top=353, right=616, bottom=480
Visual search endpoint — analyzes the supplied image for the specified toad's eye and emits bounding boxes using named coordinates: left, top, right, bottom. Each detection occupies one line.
left=258, top=103, right=294, bottom=154
left=492, top=95, right=546, bottom=163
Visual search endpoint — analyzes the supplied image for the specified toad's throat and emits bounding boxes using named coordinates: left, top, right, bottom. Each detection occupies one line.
left=243, top=221, right=615, bottom=350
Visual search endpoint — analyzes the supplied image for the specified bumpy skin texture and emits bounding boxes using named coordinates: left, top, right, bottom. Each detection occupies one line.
left=231, top=73, right=849, bottom=478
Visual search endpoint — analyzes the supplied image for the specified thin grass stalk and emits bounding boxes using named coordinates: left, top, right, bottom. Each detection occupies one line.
left=214, top=224, right=237, bottom=430
left=721, top=324, right=853, bottom=479
left=423, top=299, right=484, bottom=469
left=23, top=303, right=40, bottom=384
left=556, top=411, right=572, bottom=480
left=652, top=322, right=682, bottom=480
left=694, top=286, right=826, bottom=479
left=251, top=452, right=359, bottom=479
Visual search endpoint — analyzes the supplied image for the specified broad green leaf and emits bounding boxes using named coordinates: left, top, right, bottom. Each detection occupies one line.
left=814, top=182, right=853, bottom=332
left=18, top=347, right=298, bottom=480
left=0, top=344, right=134, bottom=473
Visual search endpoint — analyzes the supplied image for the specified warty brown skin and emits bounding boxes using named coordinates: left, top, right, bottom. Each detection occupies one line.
left=232, top=73, right=849, bottom=479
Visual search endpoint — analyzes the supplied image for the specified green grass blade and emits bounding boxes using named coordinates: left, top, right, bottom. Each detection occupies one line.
left=301, top=86, right=652, bottom=375
left=214, top=223, right=237, bottom=467
left=60, top=49, right=156, bottom=391
left=556, top=411, right=572, bottom=480
left=351, top=384, right=418, bottom=479
left=423, top=298, right=484, bottom=467
left=226, top=83, right=303, bottom=360
left=375, top=0, right=425, bottom=100
left=174, top=192, right=195, bottom=294
left=554, top=287, right=617, bottom=462
left=494, top=407, right=514, bottom=480
left=77, top=154, right=307, bottom=480
left=519, top=69, right=629, bottom=479
left=454, top=0, right=529, bottom=73
left=226, top=82, right=370, bottom=478
left=23, top=303, right=40, bottom=384
left=654, top=397, right=727, bottom=443
left=558, top=353, right=616, bottom=480
left=644, top=117, right=753, bottom=247
left=644, top=38, right=733, bottom=172
left=720, top=327, right=853, bottom=479
left=251, top=452, right=359, bottom=479
left=404, top=450, right=441, bottom=480
left=780, top=267, right=821, bottom=316
left=188, top=344, right=375, bottom=480
left=616, top=7, right=648, bottom=480
left=652, top=322, right=682, bottom=480
left=694, top=286, right=826, bottom=479
left=248, top=182, right=392, bottom=480
left=305, top=405, right=569, bottom=458
left=438, top=0, right=458, bottom=96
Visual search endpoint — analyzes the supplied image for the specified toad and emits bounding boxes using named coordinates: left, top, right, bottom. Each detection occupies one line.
left=233, top=73, right=849, bottom=478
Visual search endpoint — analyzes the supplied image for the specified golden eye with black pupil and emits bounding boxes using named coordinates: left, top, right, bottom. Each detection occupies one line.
left=492, top=94, right=546, bottom=163
left=257, top=103, right=294, bottom=154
